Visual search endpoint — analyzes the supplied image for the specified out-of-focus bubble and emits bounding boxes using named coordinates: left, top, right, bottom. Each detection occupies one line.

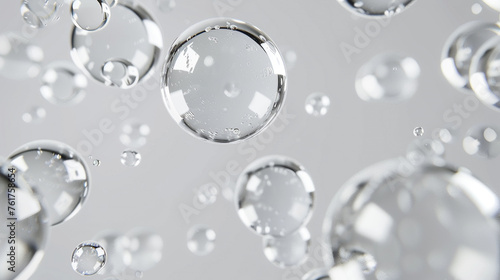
left=0, top=163, right=49, bottom=280
left=195, top=183, right=218, bottom=206
left=235, top=156, right=314, bottom=237
left=8, top=140, right=90, bottom=226
left=337, top=0, right=417, bottom=17
left=186, top=225, right=216, bottom=256
left=0, top=33, right=44, bottom=79
left=471, top=3, right=483, bottom=14
left=119, top=120, right=150, bottom=148
left=263, top=227, right=310, bottom=268
left=126, top=228, right=163, bottom=271
left=463, top=125, right=500, bottom=158
left=20, top=0, right=63, bottom=28
left=482, top=0, right=500, bottom=12
left=120, top=150, right=141, bottom=167
left=101, top=59, right=139, bottom=89
left=323, top=159, right=500, bottom=280
left=406, top=138, right=445, bottom=167
left=94, top=231, right=131, bottom=275
left=71, top=241, right=107, bottom=275
left=355, top=52, right=420, bottom=102
left=71, top=0, right=111, bottom=31
left=441, top=21, right=500, bottom=91
left=413, top=126, right=424, bottom=137
left=157, top=0, right=175, bottom=12
left=71, top=0, right=162, bottom=87
left=40, top=61, right=87, bottom=106
left=22, top=106, right=46, bottom=124
left=161, top=18, right=286, bottom=143
left=305, top=93, right=330, bottom=117
left=437, top=128, right=454, bottom=143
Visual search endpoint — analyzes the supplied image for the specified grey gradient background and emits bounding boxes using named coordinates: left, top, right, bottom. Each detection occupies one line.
left=0, top=0, right=499, bottom=279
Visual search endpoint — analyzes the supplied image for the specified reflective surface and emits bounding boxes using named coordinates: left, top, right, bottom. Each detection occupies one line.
left=71, top=0, right=111, bottom=31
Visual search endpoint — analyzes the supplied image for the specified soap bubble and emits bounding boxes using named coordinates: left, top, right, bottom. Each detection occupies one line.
left=263, top=227, right=310, bottom=268
left=235, top=156, right=314, bottom=237
left=94, top=231, right=131, bottom=275
left=40, top=61, right=87, bottom=106
left=0, top=33, right=44, bottom=80
left=20, top=0, right=63, bottom=28
left=22, top=106, right=46, bottom=124
left=126, top=228, right=163, bottom=271
left=337, top=0, right=417, bottom=17
left=120, top=150, right=141, bottom=167
left=355, top=52, right=420, bottom=102
left=8, top=140, right=90, bottom=226
left=463, top=125, right=500, bottom=158
left=161, top=18, right=286, bottom=143
left=71, top=0, right=111, bottom=31
left=119, top=119, right=150, bottom=148
left=305, top=93, right=330, bottom=116
left=187, top=225, right=216, bottom=256
left=71, top=241, right=107, bottom=275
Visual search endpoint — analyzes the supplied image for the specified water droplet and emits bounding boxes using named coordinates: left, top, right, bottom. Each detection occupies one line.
left=8, top=140, right=90, bottom=225
left=126, top=228, right=163, bottom=271
left=413, top=126, right=424, bottom=137
left=187, top=225, right=216, bottom=256
left=463, top=125, right=500, bottom=158
left=22, top=106, right=46, bottom=124
left=356, top=52, right=420, bottom=102
left=71, top=0, right=110, bottom=31
left=161, top=18, right=286, bottom=143
left=40, top=62, right=87, bottom=105
left=196, top=184, right=218, bottom=206
left=93, top=231, right=131, bottom=275
left=0, top=33, right=44, bottom=79
left=305, top=92, right=330, bottom=116
left=121, top=150, right=141, bottom=167
left=263, top=227, right=310, bottom=268
left=71, top=1, right=162, bottom=87
left=236, top=156, right=315, bottom=237
left=156, top=0, right=176, bottom=12
left=20, top=0, right=63, bottom=28
left=71, top=241, right=107, bottom=275
left=338, top=0, right=416, bottom=16
left=101, top=58, right=139, bottom=89
left=119, top=119, right=150, bottom=148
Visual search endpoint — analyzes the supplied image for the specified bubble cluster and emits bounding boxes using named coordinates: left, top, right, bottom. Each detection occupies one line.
left=40, top=61, right=87, bottom=105
left=71, top=241, right=107, bottom=275
left=187, top=225, right=217, bottom=256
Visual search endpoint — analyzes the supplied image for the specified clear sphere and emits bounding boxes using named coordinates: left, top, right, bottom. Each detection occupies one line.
left=323, top=159, right=500, bottom=280
left=302, top=268, right=331, bottom=280
left=413, top=126, right=424, bottom=137
left=186, top=225, right=216, bottom=256
left=355, top=52, right=420, bottom=102
left=0, top=163, right=49, bottom=280
left=126, top=228, right=163, bottom=271
left=40, top=61, right=87, bottom=106
left=8, top=140, right=90, bottom=226
left=71, top=241, right=107, bottom=275
left=119, top=119, right=150, bottom=148
left=101, top=58, right=139, bottom=89
left=235, top=156, right=314, bottom=237
left=463, top=125, right=500, bottom=158
left=71, top=0, right=162, bottom=87
left=161, top=18, right=287, bottom=143
left=120, top=150, right=141, bottom=167
left=20, top=0, right=63, bottom=28
left=0, top=33, right=44, bottom=80
left=71, top=0, right=111, bottom=31
left=338, top=0, right=417, bottom=17
left=93, top=231, right=131, bottom=275
left=263, top=227, right=310, bottom=268
left=305, top=93, right=330, bottom=116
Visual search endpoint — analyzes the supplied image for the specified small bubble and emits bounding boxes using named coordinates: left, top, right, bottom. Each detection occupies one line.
left=413, top=127, right=424, bottom=137
left=471, top=3, right=483, bottom=14
left=121, top=150, right=142, bottom=167
left=187, top=225, right=216, bottom=256
left=463, top=125, right=500, bottom=158
left=22, top=106, right=46, bottom=124
left=71, top=0, right=111, bottom=31
left=305, top=92, right=330, bottom=116
left=92, top=159, right=101, bottom=166
left=71, top=241, right=107, bottom=276
left=101, top=59, right=139, bottom=89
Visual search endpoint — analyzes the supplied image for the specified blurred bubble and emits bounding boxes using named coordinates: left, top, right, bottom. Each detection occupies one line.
left=156, top=0, right=176, bottom=12
left=471, top=3, right=483, bottom=14
left=187, top=225, right=216, bottom=256
left=119, top=120, right=150, bottom=148
left=0, top=33, right=44, bottom=79
left=71, top=241, right=107, bottom=275
left=463, top=125, right=500, bottom=158
left=94, top=231, right=131, bottom=275
left=337, top=0, right=417, bottom=17
left=263, top=227, right=310, bottom=268
left=305, top=93, right=330, bottom=116
left=8, top=140, right=90, bottom=226
left=22, top=106, right=46, bottom=124
left=406, top=138, right=445, bottom=167
left=413, top=126, right=424, bottom=137
left=101, top=58, right=139, bottom=89
left=20, top=0, right=63, bottom=28
left=120, top=150, right=141, bottom=167
left=126, top=228, right=163, bottom=271
left=71, top=0, right=110, bottom=31
left=161, top=18, right=286, bottom=143
left=195, top=183, right=218, bottom=206
left=355, top=52, right=420, bottom=102
left=437, top=128, right=454, bottom=143
left=40, top=61, right=87, bottom=105
left=235, top=156, right=314, bottom=237
left=302, top=268, right=331, bottom=280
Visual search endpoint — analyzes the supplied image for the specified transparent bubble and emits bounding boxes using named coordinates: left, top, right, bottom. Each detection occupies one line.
left=157, top=0, right=176, bottom=12
left=323, top=159, right=500, bottom=280
left=119, top=119, right=150, bottom=148
left=441, top=21, right=500, bottom=91
left=263, top=227, right=310, bottom=268
left=482, top=0, right=500, bottom=12
left=71, top=0, right=162, bottom=87
left=471, top=3, right=483, bottom=14
left=126, top=228, right=163, bottom=271
left=20, top=0, right=63, bottom=28
left=337, top=0, right=417, bottom=17
left=463, top=125, right=500, bottom=158
left=302, top=268, right=331, bottom=280
left=101, top=58, right=139, bottom=89
left=22, top=106, right=46, bottom=124
left=0, top=163, right=49, bottom=280
left=195, top=183, right=218, bottom=206
left=0, top=33, right=44, bottom=79
left=187, top=225, right=216, bottom=256
left=8, top=140, right=90, bottom=226
left=40, top=61, right=87, bottom=105
left=120, top=150, right=141, bottom=167
left=305, top=92, right=330, bottom=116
left=71, top=241, right=107, bottom=276
left=413, top=126, right=424, bottom=137
left=355, top=52, right=420, bottom=102
left=94, top=231, right=131, bottom=275
left=161, top=18, right=287, bottom=143
left=235, top=156, right=314, bottom=237
left=71, top=0, right=111, bottom=31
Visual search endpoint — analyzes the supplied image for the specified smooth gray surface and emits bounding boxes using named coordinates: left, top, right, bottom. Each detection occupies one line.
left=0, top=0, right=499, bottom=279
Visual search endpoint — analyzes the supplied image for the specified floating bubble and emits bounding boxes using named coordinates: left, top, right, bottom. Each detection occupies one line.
left=0, top=163, right=49, bottom=280
left=71, top=0, right=111, bottom=31
left=161, top=18, right=286, bottom=143
left=93, top=159, right=101, bottom=166
left=101, top=58, right=139, bottom=89
left=40, top=61, right=87, bottom=105
left=305, top=92, right=330, bottom=116
left=126, top=228, right=163, bottom=271
left=195, top=183, right=218, bottom=206
left=20, top=0, right=63, bottom=28
left=0, top=33, right=44, bottom=79
left=120, top=150, right=141, bottom=167
left=302, top=268, right=331, bottom=280
left=8, top=140, right=90, bottom=226
left=441, top=21, right=500, bottom=91
left=263, top=227, right=310, bottom=268
left=463, top=125, right=500, bottom=158
left=355, top=52, right=420, bottom=102
left=482, top=0, right=500, bottom=12
left=413, top=126, right=424, bottom=137
left=471, top=3, right=483, bottom=14
left=71, top=0, right=162, bottom=87
left=337, top=0, right=417, bottom=17
left=157, top=0, right=176, bottom=12
left=323, top=159, right=500, bottom=280
left=71, top=241, right=107, bottom=276
left=187, top=225, right=216, bottom=256
left=22, top=106, right=46, bottom=124
left=119, top=120, right=150, bottom=148
left=235, top=156, right=314, bottom=237
left=94, top=231, right=131, bottom=275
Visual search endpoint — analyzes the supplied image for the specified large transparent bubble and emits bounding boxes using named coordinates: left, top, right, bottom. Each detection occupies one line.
left=337, top=0, right=417, bottom=17
left=161, top=18, right=286, bottom=143
left=8, top=140, right=90, bottom=226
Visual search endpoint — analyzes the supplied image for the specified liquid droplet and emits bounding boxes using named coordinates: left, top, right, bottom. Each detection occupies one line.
left=305, top=92, right=330, bottom=116
left=187, top=225, right=216, bottom=256
left=40, top=62, right=87, bottom=105
left=22, top=106, right=46, bottom=124
left=413, top=127, right=424, bottom=137
left=121, top=150, right=141, bottom=167
left=101, top=58, right=139, bottom=89
left=463, top=125, right=500, bottom=158
left=71, top=241, right=107, bottom=276
left=262, top=228, right=310, bottom=268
